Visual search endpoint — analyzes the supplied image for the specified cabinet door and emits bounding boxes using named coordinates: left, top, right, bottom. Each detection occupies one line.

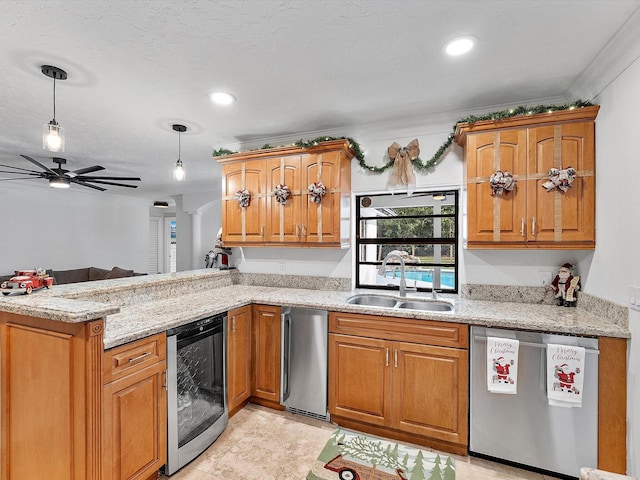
left=391, top=342, right=468, bottom=446
left=227, top=306, right=252, bottom=414
left=466, top=129, right=527, bottom=244
left=266, top=156, right=303, bottom=243
left=527, top=122, right=595, bottom=245
left=221, top=159, right=266, bottom=243
left=251, top=304, right=281, bottom=403
left=329, top=333, right=392, bottom=427
left=302, top=152, right=343, bottom=244
left=103, top=361, right=167, bottom=480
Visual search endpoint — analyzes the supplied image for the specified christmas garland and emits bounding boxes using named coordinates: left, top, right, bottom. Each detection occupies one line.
left=212, top=100, right=595, bottom=174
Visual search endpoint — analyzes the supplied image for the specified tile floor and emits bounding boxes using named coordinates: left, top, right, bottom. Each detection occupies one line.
left=161, top=404, right=562, bottom=480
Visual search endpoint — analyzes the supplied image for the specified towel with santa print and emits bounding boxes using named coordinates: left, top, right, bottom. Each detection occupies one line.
left=487, top=337, right=519, bottom=394
left=546, top=343, right=585, bottom=408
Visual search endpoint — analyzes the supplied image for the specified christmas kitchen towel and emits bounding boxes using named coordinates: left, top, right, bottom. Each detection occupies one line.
left=546, top=343, right=585, bottom=408
left=487, top=337, right=519, bottom=394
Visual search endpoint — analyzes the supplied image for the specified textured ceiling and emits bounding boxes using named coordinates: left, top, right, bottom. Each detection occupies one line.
left=0, top=0, right=638, bottom=200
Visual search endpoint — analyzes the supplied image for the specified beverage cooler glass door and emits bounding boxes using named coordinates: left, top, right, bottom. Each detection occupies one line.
left=166, top=314, right=228, bottom=475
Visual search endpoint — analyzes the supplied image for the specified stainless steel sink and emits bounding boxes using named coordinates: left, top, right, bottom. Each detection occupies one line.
left=396, top=300, right=454, bottom=312
left=345, top=294, right=454, bottom=313
left=345, top=294, right=398, bottom=308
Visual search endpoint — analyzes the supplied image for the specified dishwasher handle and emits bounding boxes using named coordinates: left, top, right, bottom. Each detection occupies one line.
left=280, top=310, right=292, bottom=404
left=473, top=335, right=599, bottom=354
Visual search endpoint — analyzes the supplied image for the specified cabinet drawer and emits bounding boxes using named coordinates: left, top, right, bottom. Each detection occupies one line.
left=329, top=312, right=468, bottom=349
left=103, top=333, right=166, bottom=384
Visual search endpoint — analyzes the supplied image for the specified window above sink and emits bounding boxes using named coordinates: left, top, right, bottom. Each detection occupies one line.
left=355, top=190, right=459, bottom=294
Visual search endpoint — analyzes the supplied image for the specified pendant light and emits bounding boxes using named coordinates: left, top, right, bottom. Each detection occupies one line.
left=172, top=124, right=186, bottom=181
left=41, top=65, right=67, bottom=153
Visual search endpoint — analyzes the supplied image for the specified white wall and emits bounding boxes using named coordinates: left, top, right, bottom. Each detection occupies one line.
left=588, top=56, right=640, bottom=477
left=0, top=182, right=148, bottom=274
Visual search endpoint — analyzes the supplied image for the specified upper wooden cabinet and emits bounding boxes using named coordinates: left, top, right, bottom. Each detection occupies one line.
left=455, top=106, right=598, bottom=249
left=217, top=140, right=354, bottom=247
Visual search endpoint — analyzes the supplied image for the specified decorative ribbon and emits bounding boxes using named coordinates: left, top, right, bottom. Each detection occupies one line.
left=235, top=188, right=251, bottom=208
left=489, top=170, right=516, bottom=196
left=542, top=167, right=576, bottom=193
left=273, top=183, right=291, bottom=205
left=308, top=181, right=326, bottom=204
left=386, top=139, right=419, bottom=195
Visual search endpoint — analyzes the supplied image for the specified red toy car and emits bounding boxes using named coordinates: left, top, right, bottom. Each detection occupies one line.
left=1, top=269, right=53, bottom=295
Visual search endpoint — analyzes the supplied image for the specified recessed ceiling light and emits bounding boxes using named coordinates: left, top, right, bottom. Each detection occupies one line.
left=209, top=91, right=236, bottom=105
left=445, top=36, right=477, bottom=56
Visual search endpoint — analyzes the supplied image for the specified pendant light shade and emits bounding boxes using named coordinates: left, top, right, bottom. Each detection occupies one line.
left=41, top=65, right=67, bottom=153
left=172, top=124, right=187, bottom=181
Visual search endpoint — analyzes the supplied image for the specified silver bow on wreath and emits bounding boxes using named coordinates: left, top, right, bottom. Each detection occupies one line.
left=489, top=170, right=517, bottom=196
left=542, top=167, right=577, bottom=193
left=235, top=189, right=251, bottom=208
left=273, top=183, right=291, bottom=205
left=308, top=182, right=326, bottom=204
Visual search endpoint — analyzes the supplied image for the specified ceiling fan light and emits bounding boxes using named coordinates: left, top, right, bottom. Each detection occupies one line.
left=173, top=159, right=185, bottom=181
left=49, top=176, right=70, bottom=188
left=43, top=121, right=65, bottom=152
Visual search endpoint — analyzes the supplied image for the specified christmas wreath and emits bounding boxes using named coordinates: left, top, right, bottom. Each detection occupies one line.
left=235, top=189, right=251, bottom=208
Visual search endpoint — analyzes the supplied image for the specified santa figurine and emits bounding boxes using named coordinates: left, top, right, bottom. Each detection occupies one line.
left=550, top=263, right=580, bottom=307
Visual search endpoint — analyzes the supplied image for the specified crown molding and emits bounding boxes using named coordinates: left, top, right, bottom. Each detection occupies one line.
left=567, top=4, right=640, bottom=101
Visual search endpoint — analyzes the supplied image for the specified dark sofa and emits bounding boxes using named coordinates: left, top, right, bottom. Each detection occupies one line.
left=0, top=266, right=145, bottom=286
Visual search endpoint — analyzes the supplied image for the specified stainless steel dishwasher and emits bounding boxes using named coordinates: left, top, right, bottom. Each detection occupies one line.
left=470, top=326, right=599, bottom=479
left=280, top=307, right=330, bottom=421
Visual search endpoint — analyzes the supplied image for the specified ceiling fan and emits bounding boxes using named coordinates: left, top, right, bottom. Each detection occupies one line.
left=0, top=155, right=141, bottom=191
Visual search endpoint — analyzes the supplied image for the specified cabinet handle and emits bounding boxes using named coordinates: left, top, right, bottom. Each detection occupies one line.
left=162, top=370, right=167, bottom=389
left=128, top=351, right=152, bottom=363
left=394, top=349, right=398, bottom=368
left=385, top=348, right=389, bottom=367
left=260, top=226, right=264, bottom=236
left=296, top=224, right=300, bottom=238
left=520, top=218, right=525, bottom=237
left=302, top=225, right=307, bottom=237
left=232, top=316, right=236, bottom=333
left=531, top=217, right=536, bottom=236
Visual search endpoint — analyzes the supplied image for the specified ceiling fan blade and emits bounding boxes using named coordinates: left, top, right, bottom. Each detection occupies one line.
left=71, top=179, right=107, bottom=191
left=78, top=175, right=141, bottom=181
left=20, top=155, right=58, bottom=175
left=0, top=164, right=44, bottom=174
left=71, top=165, right=105, bottom=175
left=84, top=179, right=139, bottom=188
left=0, top=169, right=42, bottom=176
left=0, top=177, right=40, bottom=181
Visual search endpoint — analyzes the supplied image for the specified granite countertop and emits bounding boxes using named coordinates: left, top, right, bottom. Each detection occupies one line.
left=0, top=270, right=630, bottom=349
left=102, top=285, right=630, bottom=349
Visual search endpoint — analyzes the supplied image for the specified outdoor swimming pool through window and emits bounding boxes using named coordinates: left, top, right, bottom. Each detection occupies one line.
left=386, top=270, right=456, bottom=289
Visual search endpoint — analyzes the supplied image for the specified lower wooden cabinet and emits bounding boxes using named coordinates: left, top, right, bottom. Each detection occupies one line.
left=102, top=334, right=167, bottom=480
left=227, top=305, right=252, bottom=415
left=328, top=313, right=469, bottom=454
left=251, top=304, right=281, bottom=407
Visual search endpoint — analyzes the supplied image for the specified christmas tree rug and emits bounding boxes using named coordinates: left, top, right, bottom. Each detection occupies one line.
left=306, top=427, right=455, bottom=480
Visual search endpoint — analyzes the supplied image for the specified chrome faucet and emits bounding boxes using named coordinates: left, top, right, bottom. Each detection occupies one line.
left=377, top=252, right=416, bottom=297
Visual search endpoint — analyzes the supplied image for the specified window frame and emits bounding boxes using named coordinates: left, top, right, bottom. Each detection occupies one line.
left=354, top=190, right=459, bottom=294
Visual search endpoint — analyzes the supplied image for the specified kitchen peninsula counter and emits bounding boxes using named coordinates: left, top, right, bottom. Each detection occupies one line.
left=0, top=269, right=629, bottom=349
